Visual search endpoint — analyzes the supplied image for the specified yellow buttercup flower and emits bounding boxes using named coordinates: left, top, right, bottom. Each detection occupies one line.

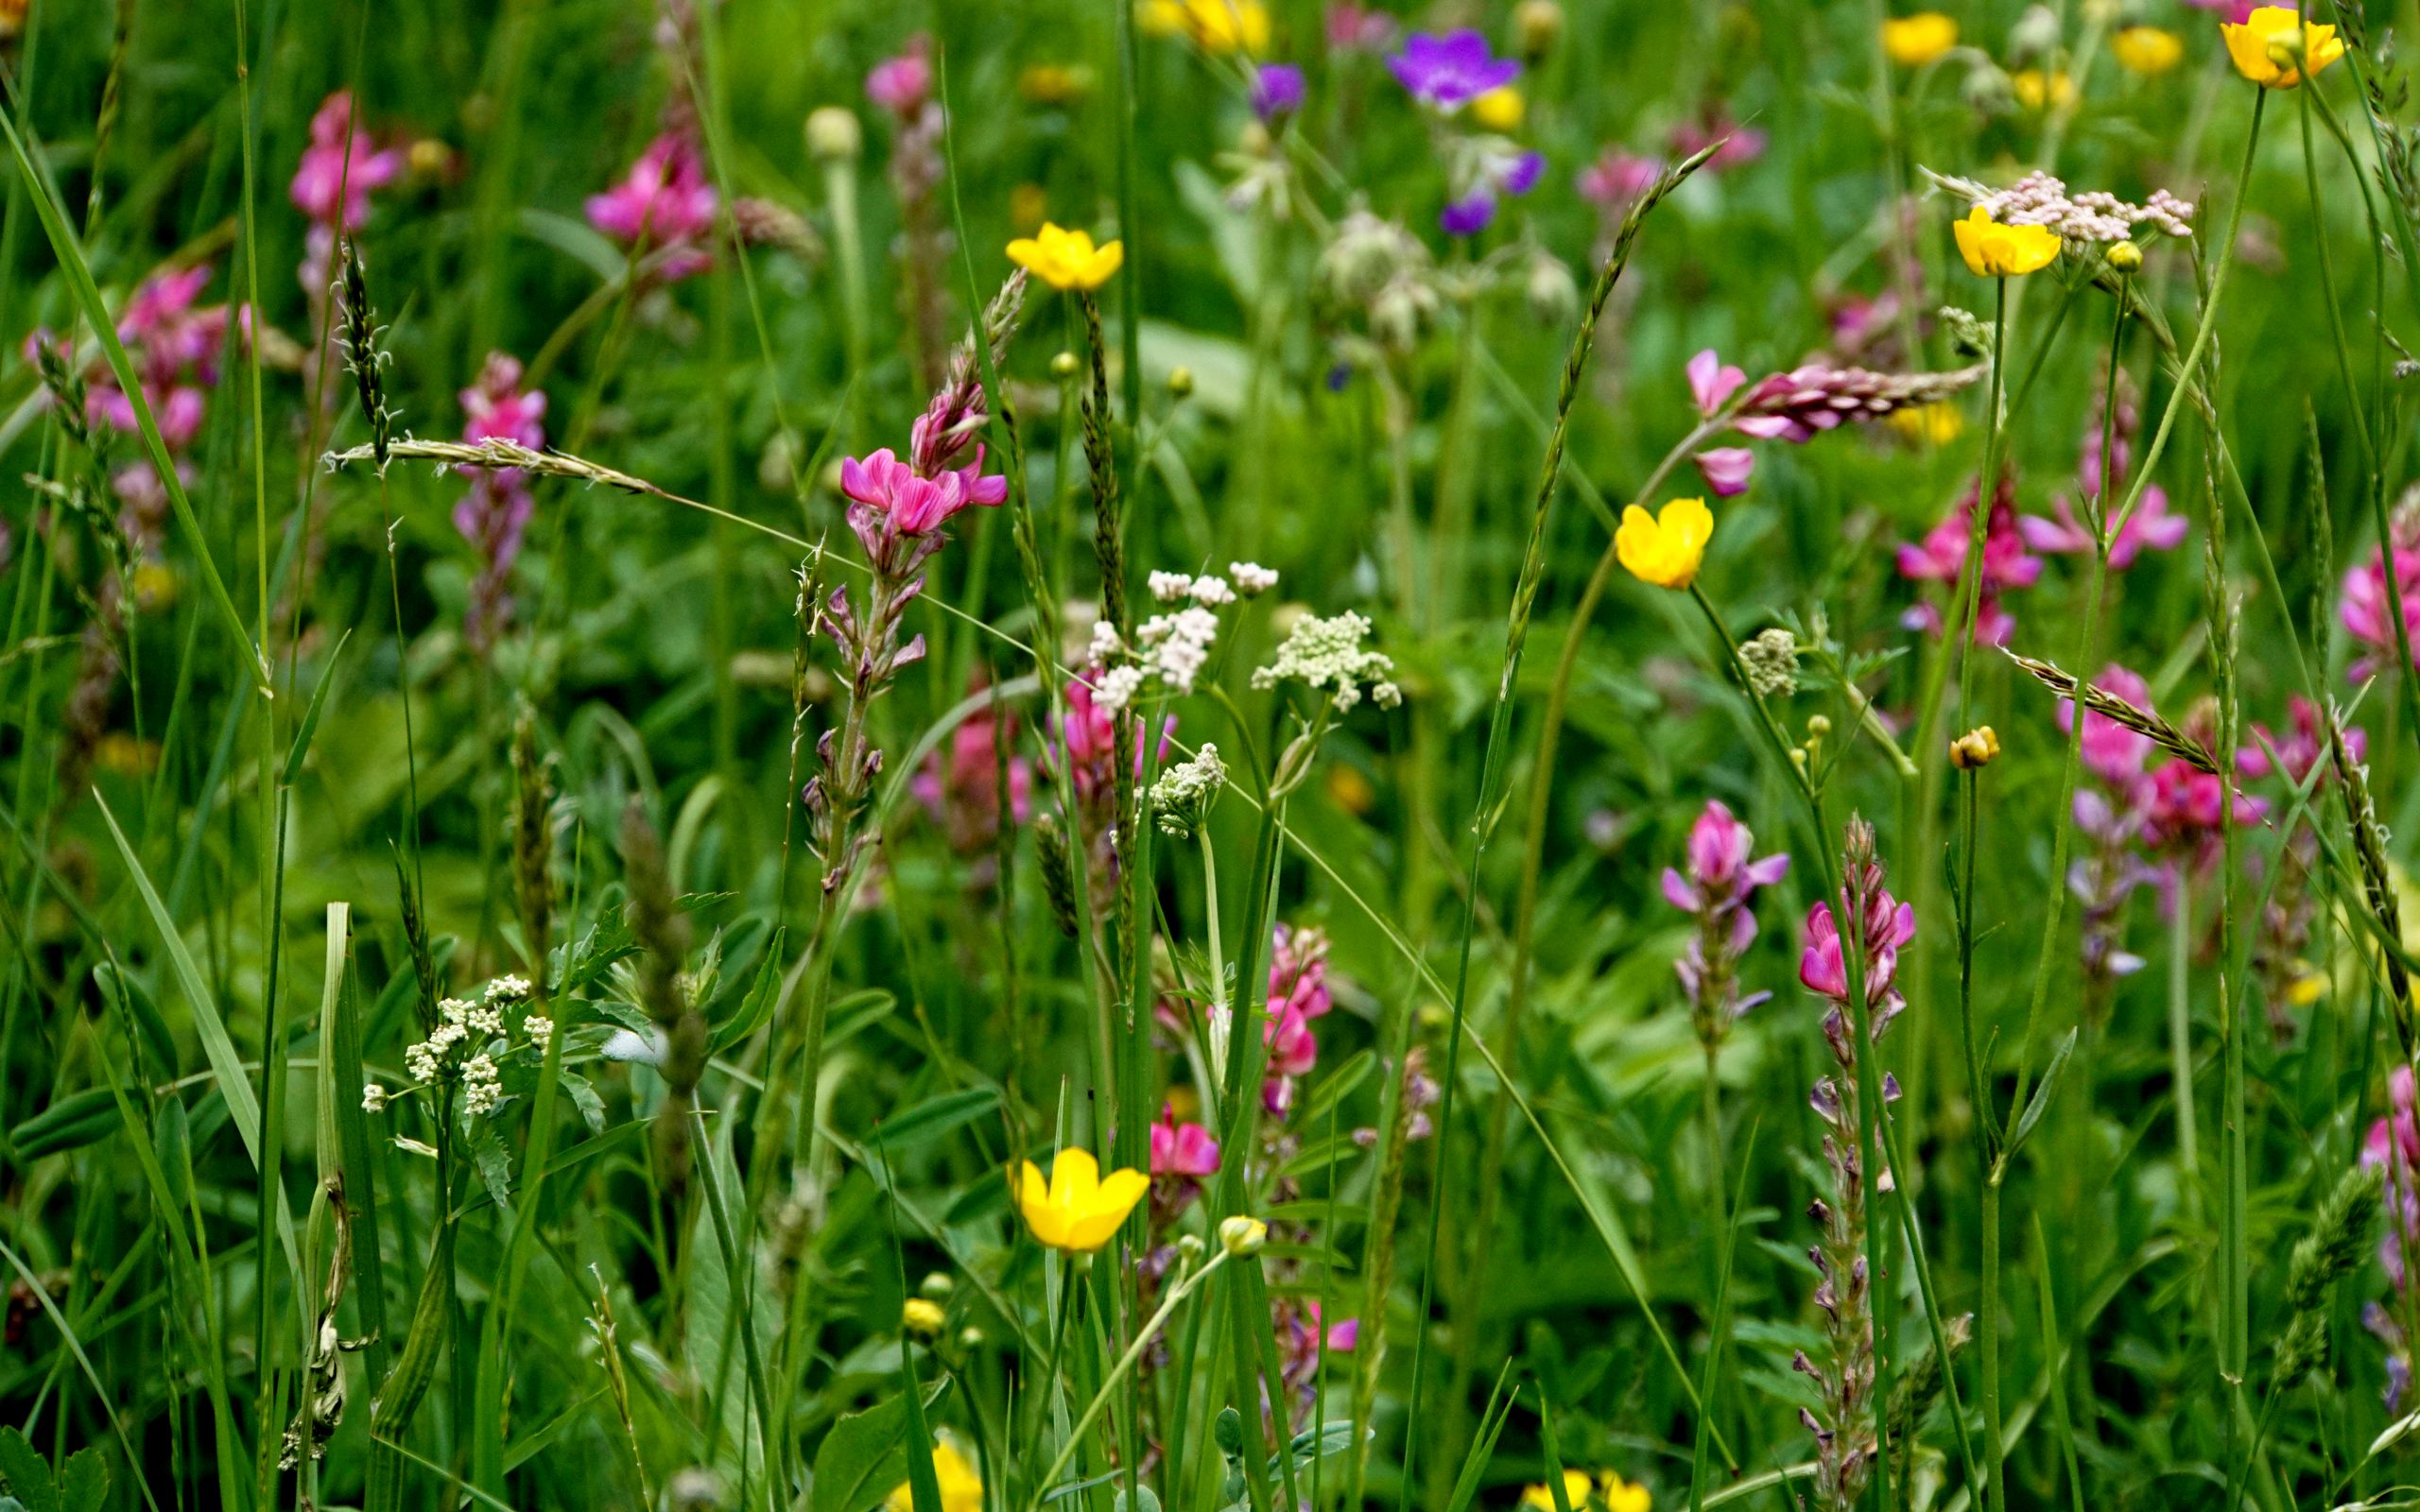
left=1140, top=0, right=1270, bottom=54
left=1616, top=497, right=1714, bottom=590
left=1596, top=1473, right=1651, bottom=1512
left=1519, top=1471, right=1595, bottom=1512
left=1953, top=206, right=2061, bottom=278
left=1886, top=402, right=1963, bottom=446
left=2288, top=961, right=2328, bottom=1006
left=2112, top=26, right=2186, bottom=76
left=1881, top=12, right=1959, bottom=66
left=1015, top=1147, right=1149, bottom=1252
left=1472, top=87, right=1526, bottom=131
left=1007, top=223, right=1126, bottom=292
left=2009, top=68, right=2076, bottom=111
left=2221, top=5, right=2343, bottom=87
left=902, top=1297, right=946, bottom=1336
left=888, top=1439, right=984, bottom=1512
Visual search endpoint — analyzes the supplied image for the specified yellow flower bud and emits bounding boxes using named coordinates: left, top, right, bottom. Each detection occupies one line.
left=1167, top=366, right=1195, bottom=399
left=1219, top=1215, right=1270, bottom=1256
left=1949, top=725, right=2002, bottom=769
left=902, top=1297, right=947, bottom=1337
left=2106, top=241, right=2144, bottom=273
left=805, top=106, right=863, bottom=163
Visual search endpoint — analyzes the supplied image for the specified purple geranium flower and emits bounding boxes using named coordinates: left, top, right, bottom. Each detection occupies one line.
left=1253, top=63, right=1306, bottom=122
left=1389, top=29, right=1520, bottom=111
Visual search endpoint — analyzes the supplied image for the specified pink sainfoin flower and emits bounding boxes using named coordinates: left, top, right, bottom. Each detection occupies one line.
left=911, top=687, right=1035, bottom=862
left=1662, top=799, right=1789, bottom=1045
left=1798, top=841, right=1917, bottom=1029
left=1150, top=1106, right=1221, bottom=1177
left=1275, top=1297, right=1359, bottom=1431
left=1795, top=817, right=1906, bottom=1512
left=2060, top=662, right=2158, bottom=791
left=586, top=132, right=719, bottom=282
left=866, top=36, right=934, bottom=117
left=1688, top=349, right=1747, bottom=416
left=2367, top=1067, right=2420, bottom=1406
left=1684, top=352, right=1754, bottom=494
left=1695, top=447, right=1754, bottom=496
left=2020, top=369, right=2187, bottom=570
left=2141, top=755, right=2265, bottom=868
left=1669, top=109, right=1766, bottom=173
left=452, top=353, right=547, bottom=654
left=1325, top=1, right=1398, bottom=52
left=2343, top=497, right=2420, bottom=681
left=1262, top=924, right=1335, bottom=1117
left=839, top=449, right=1005, bottom=547
left=290, top=91, right=401, bottom=234
left=1580, top=147, right=1663, bottom=210
left=1896, top=475, right=2042, bottom=644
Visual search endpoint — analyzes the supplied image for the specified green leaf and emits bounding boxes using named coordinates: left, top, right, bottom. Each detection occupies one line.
left=281, top=629, right=352, bottom=786
left=809, top=1378, right=954, bottom=1512
left=0, top=1429, right=56, bottom=1512
left=55, top=1452, right=105, bottom=1512
left=873, top=1088, right=1001, bottom=1154
left=9, top=1090, right=121, bottom=1161
left=2003, top=1028, right=2079, bottom=1162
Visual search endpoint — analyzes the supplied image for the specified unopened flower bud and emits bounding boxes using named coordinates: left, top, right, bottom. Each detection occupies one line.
left=1051, top=350, right=1081, bottom=379
left=1806, top=713, right=1833, bottom=737
left=1949, top=725, right=2001, bottom=769
left=902, top=1297, right=946, bottom=1336
left=920, top=1271, right=955, bottom=1299
left=805, top=106, right=862, bottom=163
left=1219, top=1215, right=1269, bottom=1256
left=1167, top=365, right=1195, bottom=399
left=1515, top=0, right=1565, bottom=59
left=1176, top=1233, right=1206, bottom=1261
left=2106, top=241, right=2143, bottom=273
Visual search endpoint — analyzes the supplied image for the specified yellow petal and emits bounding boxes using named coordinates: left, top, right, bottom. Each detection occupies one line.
left=1048, top=1146, right=1101, bottom=1206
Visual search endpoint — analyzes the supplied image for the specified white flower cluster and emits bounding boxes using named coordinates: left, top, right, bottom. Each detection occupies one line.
left=1252, top=610, right=1403, bottom=712
left=1941, top=170, right=2195, bottom=243
left=1151, top=743, right=1228, bottom=836
left=1091, top=563, right=1277, bottom=712
left=1231, top=561, right=1280, bottom=595
left=387, top=975, right=549, bottom=1117
left=1136, top=607, right=1222, bottom=696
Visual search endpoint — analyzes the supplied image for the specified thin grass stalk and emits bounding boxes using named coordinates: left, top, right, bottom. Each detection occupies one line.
left=1394, top=146, right=1729, bottom=1512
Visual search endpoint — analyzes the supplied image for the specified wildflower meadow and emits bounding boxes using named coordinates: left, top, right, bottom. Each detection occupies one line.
left=12, top=0, right=2420, bottom=1508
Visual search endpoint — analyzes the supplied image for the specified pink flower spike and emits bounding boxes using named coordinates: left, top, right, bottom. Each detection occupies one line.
left=867, top=37, right=935, bottom=117
left=1687, top=349, right=1747, bottom=416
left=1694, top=446, right=1754, bottom=496
left=585, top=133, right=720, bottom=268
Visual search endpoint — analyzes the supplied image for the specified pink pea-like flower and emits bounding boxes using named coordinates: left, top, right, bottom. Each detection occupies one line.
left=585, top=132, right=719, bottom=278
left=1694, top=446, right=1754, bottom=496
left=289, top=91, right=401, bottom=232
left=1686, top=348, right=1747, bottom=417
left=1150, top=1107, right=1221, bottom=1177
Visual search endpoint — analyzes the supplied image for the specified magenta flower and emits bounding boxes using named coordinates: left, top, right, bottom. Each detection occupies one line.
left=1261, top=924, right=1335, bottom=1114
left=1896, top=480, right=2041, bottom=644
left=1325, top=1, right=1398, bottom=53
left=1580, top=148, right=1663, bottom=210
left=2018, top=488, right=2187, bottom=569
left=1389, top=29, right=1520, bottom=110
left=289, top=91, right=401, bottom=232
left=453, top=353, right=546, bottom=654
left=2342, top=511, right=2420, bottom=680
left=912, top=692, right=1035, bottom=859
left=1669, top=111, right=1767, bottom=173
left=1799, top=877, right=1916, bottom=1016
left=839, top=447, right=1006, bottom=537
left=866, top=38, right=934, bottom=117
left=2239, top=696, right=2361, bottom=787
left=1664, top=799, right=1788, bottom=1039
left=2056, top=662, right=2157, bottom=789
left=585, top=132, right=719, bottom=279
left=1687, top=349, right=1748, bottom=417
left=1694, top=446, right=1755, bottom=496
left=1305, top=1300, right=1358, bottom=1351
left=1150, top=1107, right=1221, bottom=1177
left=2142, top=757, right=2266, bottom=863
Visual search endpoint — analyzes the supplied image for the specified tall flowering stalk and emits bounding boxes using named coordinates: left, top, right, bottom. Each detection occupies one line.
left=1661, top=799, right=1787, bottom=1057
left=755, top=274, right=1027, bottom=1216
left=1794, top=817, right=1914, bottom=1512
